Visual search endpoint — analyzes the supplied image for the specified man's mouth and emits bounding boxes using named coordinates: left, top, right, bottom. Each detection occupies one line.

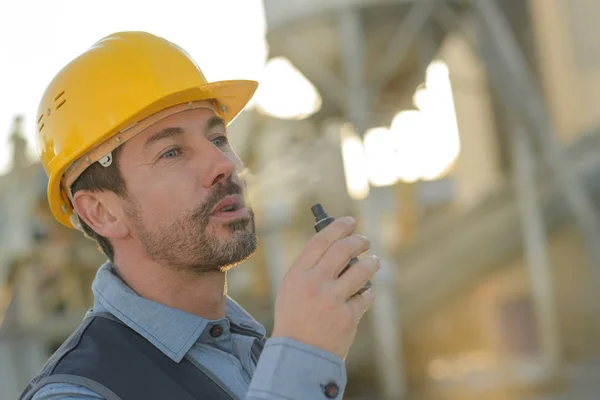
left=210, top=195, right=249, bottom=220
left=218, top=203, right=240, bottom=212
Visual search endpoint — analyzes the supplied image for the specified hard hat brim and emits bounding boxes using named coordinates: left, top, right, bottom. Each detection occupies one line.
left=180, top=79, right=259, bottom=126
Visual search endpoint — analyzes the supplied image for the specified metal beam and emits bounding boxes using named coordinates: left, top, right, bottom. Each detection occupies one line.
left=509, top=122, right=561, bottom=375
left=474, top=0, right=600, bottom=277
left=339, top=8, right=406, bottom=399
left=371, top=1, right=437, bottom=101
left=340, top=7, right=371, bottom=135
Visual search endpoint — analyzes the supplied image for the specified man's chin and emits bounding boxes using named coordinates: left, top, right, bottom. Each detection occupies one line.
left=219, top=250, right=256, bottom=272
left=217, top=232, right=258, bottom=272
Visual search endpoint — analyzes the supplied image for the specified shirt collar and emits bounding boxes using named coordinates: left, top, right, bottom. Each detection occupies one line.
left=90, top=262, right=265, bottom=362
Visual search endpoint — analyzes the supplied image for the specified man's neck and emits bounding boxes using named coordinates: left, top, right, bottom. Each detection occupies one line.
left=113, top=255, right=228, bottom=321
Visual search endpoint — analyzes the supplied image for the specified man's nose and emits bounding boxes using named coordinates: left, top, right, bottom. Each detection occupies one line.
left=202, top=144, right=236, bottom=187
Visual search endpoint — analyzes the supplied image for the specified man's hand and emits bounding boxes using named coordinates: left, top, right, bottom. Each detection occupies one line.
left=271, top=216, right=379, bottom=359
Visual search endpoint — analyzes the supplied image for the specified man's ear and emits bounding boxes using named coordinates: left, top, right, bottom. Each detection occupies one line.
left=72, top=191, right=129, bottom=239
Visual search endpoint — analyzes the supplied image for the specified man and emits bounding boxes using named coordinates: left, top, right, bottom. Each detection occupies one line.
left=21, top=31, right=378, bottom=400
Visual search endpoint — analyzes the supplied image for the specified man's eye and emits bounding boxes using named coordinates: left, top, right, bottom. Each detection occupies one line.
left=212, top=135, right=229, bottom=147
left=160, top=148, right=180, bottom=159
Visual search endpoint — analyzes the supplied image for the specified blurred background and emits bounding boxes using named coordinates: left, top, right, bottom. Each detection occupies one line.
left=2, top=0, right=600, bottom=399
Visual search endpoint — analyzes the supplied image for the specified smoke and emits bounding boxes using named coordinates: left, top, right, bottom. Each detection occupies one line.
left=239, top=134, right=343, bottom=209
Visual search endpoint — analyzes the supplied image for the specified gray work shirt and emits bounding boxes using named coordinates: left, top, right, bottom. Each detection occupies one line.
left=31, top=262, right=346, bottom=399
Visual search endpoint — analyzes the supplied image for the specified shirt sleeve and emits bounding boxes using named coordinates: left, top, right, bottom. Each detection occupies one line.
left=245, top=337, right=347, bottom=400
left=31, top=383, right=105, bottom=400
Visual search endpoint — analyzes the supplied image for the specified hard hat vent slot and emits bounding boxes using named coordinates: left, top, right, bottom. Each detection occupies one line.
left=55, top=90, right=66, bottom=110
left=38, top=113, right=44, bottom=130
left=37, top=90, right=66, bottom=133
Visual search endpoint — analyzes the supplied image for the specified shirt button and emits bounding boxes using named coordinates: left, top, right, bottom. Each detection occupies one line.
left=323, top=382, right=339, bottom=398
left=210, top=324, right=223, bottom=338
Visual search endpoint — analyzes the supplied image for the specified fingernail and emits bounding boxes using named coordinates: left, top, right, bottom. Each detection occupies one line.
left=368, top=255, right=380, bottom=269
left=360, top=255, right=376, bottom=267
left=365, top=255, right=378, bottom=263
left=341, top=216, right=355, bottom=225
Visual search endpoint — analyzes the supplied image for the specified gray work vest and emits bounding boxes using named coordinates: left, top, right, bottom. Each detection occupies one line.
left=19, top=312, right=266, bottom=400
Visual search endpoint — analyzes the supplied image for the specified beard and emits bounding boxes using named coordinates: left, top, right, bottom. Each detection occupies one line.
left=125, top=179, right=257, bottom=274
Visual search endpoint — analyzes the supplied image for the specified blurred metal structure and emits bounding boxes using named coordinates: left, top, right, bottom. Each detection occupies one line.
left=0, top=116, right=105, bottom=398
left=474, top=0, right=600, bottom=279
left=263, top=0, right=600, bottom=398
left=509, top=122, right=560, bottom=375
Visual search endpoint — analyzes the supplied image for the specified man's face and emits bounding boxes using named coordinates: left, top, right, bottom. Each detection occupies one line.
left=117, top=104, right=257, bottom=273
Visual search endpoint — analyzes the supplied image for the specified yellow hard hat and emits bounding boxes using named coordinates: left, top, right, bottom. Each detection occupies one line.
left=36, top=31, right=258, bottom=228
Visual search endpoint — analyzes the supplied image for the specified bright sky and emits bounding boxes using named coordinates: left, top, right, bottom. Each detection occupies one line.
left=0, top=0, right=268, bottom=175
